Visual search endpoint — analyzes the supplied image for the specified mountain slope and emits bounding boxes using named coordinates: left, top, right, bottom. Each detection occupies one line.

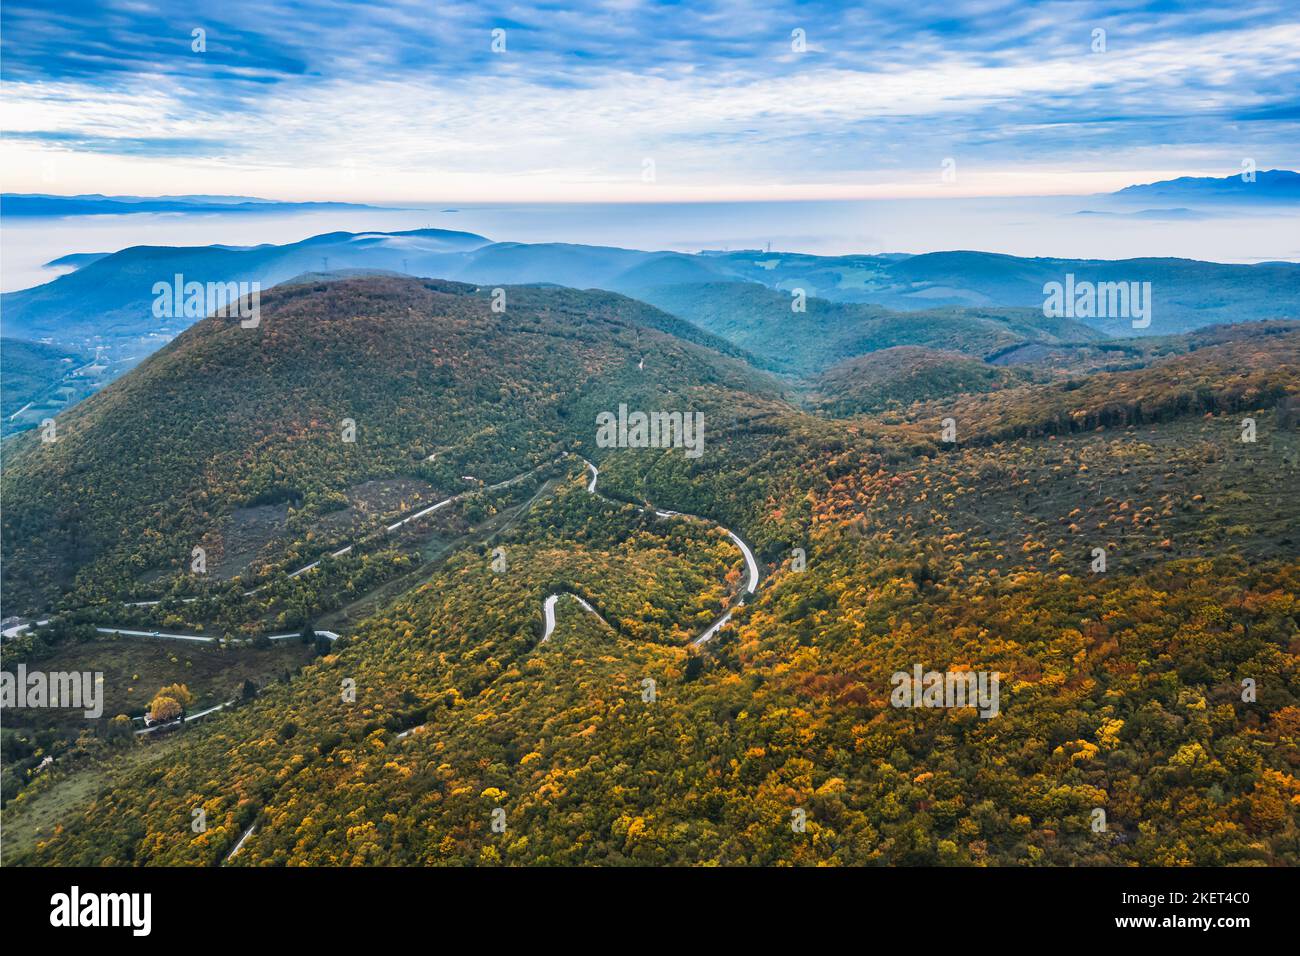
left=1, top=338, right=86, bottom=422
left=810, top=346, right=1034, bottom=415
left=11, top=320, right=1298, bottom=868
left=631, top=281, right=1102, bottom=376
left=0, top=276, right=782, bottom=611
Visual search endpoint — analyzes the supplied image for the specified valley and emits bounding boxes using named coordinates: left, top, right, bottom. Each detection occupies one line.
left=1, top=267, right=1296, bottom=867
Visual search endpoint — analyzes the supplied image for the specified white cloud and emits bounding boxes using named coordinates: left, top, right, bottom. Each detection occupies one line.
left=3, top=14, right=1297, bottom=200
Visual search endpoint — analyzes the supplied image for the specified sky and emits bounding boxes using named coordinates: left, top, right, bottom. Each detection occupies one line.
left=2, top=0, right=1299, bottom=202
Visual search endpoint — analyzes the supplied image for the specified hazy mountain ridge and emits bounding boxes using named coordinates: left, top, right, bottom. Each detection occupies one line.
left=0, top=228, right=491, bottom=344
left=9, top=230, right=1293, bottom=367
left=0, top=193, right=394, bottom=216
left=1111, top=168, right=1300, bottom=203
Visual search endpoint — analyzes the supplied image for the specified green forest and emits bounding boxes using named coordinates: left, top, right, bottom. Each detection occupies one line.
left=2, top=276, right=1296, bottom=866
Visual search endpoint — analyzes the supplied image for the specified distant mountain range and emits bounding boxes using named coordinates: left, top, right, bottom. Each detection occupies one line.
left=0, top=193, right=392, bottom=216
left=2, top=228, right=491, bottom=345
left=5, top=228, right=1295, bottom=363
left=8, top=169, right=1294, bottom=220
left=4, top=234, right=1298, bottom=875
left=1110, top=168, right=1300, bottom=203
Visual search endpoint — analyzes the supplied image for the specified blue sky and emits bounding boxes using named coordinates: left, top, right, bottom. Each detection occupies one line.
left=2, top=0, right=1298, bottom=201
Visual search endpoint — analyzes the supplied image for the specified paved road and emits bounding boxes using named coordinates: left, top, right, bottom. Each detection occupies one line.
left=134, top=697, right=236, bottom=736
left=95, top=626, right=338, bottom=645
left=97, top=626, right=213, bottom=643
left=1, top=618, right=48, bottom=640
left=12, top=456, right=755, bottom=654
left=224, top=822, right=258, bottom=863
left=540, top=591, right=611, bottom=643
left=564, top=458, right=760, bottom=647
left=542, top=593, right=560, bottom=640
left=4, top=463, right=555, bottom=648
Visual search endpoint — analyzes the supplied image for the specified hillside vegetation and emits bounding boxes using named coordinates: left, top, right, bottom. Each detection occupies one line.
left=811, top=346, right=1036, bottom=415
left=0, top=338, right=87, bottom=433
left=631, top=282, right=1101, bottom=376
left=5, top=276, right=1296, bottom=867
left=0, top=277, right=780, bottom=612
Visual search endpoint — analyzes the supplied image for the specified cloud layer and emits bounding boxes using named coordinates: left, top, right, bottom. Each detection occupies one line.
left=3, top=0, right=1298, bottom=200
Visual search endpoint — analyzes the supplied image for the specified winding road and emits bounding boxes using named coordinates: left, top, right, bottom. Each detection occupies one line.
left=540, top=591, right=613, bottom=643
left=539, top=459, right=760, bottom=646
left=223, top=822, right=258, bottom=864
left=134, top=697, right=237, bottom=736
left=12, top=453, right=760, bottom=759
left=4, top=463, right=558, bottom=648
left=10, top=451, right=767, bottom=869
left=93, top=626, right=339, bottom=645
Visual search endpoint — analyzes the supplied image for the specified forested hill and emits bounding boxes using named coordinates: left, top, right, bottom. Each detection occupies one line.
left=10, top=314, right=1298, bottom=867
left=0, top=276, right=782, bottom=612
left=629, top=281, right=1102, bottom=376
left=4, top=271, right=1298, bottom=868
